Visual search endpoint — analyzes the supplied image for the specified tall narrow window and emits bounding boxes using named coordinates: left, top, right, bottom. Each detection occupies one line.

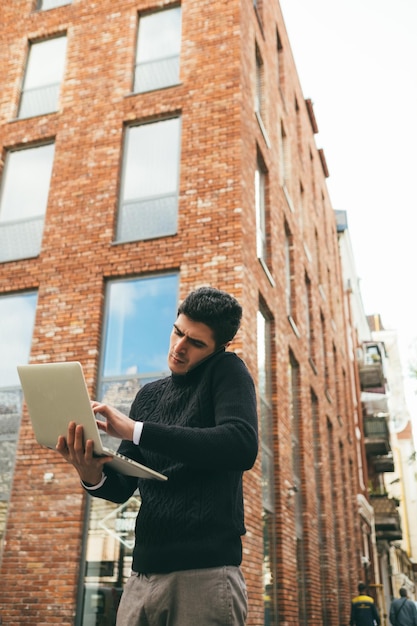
left=305, top=273, right=314, bottom=363
left=284, top=224, right=295, bottom=322
left=320, top=312, right=329, bottom=391
left=0, top=143, right=55, bottom=263
left=327, top=419, right=343, bottom=624
left=134, top=7, right=182, bottom=93
left=276, top=29, right=284, bottom=92
left=289, top=352, right=307, bottom=624
left=298, top=181, right=305, bottom=231
left=279, top=121, right=290, bottom=187
left=255, top=46, right=266, bottom=129
left=311, top=391, right=330, bottom=626
left=18, top=36, right=67, bottom=118
left=0, top=292, right=37, bottom=555
left=314, top=228, right=322, bottom=285
left=255, top=153, right=268, bottom=263
left=257, top=308, right=278, bottom=626
left=78, top=273, right=178, bottom=626
left=117, top=118, right=181, bottom=243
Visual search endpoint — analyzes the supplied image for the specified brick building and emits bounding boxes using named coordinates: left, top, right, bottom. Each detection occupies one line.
left=0, top=0, right=370, bottom=624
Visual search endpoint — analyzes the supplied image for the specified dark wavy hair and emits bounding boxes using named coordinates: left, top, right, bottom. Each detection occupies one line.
left=177, top=286, right=242, bottom=347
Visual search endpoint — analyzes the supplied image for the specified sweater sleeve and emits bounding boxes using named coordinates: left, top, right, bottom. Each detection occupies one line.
left=139, top=353, right=258, bottom=470
left=81, top=465, right=139, bottom=504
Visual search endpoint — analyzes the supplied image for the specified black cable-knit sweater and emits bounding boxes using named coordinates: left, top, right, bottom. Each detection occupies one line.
left=89, top=349, right=258, bottom=574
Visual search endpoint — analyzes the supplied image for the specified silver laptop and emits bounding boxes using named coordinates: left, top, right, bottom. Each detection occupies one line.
left=17, top=361, right=167, bottom=481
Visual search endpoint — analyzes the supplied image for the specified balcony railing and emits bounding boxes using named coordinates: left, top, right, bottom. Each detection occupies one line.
left=18, top=82, right=60, bottom=119
left=359, top=361, right=385, bottom=392
left=117, top=194, right=177, bottom=242
left=133, top=55, right=180, bottom=94
left=373, top=454, right=395, bottom=473
left=370, top=494, right=402, bottom=541
left=0, top=216, right=44, bottom=263
left=363, top=415, right=391, bottom=456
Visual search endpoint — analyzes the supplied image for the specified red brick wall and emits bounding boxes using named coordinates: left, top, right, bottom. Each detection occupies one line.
left=0, top=0, right=363, bottom=624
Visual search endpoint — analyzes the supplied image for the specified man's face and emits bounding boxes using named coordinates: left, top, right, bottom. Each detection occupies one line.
left=168, top=313, right=217, bottom=375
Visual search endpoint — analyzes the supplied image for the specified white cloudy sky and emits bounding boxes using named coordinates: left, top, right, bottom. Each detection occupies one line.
left=279, top=0, right=417, bottom=413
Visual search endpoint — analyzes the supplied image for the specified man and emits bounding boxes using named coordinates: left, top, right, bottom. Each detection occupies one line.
left=57, top=286, right=259, bottom=626
left=389, top=587, right=417, bottom=626
left=350, top=582, right=380, bottom=626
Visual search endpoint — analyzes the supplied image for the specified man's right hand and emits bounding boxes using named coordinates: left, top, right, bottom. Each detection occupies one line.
left=56, top=421, right=112, bottom=486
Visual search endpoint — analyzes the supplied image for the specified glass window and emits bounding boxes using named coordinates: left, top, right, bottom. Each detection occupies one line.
left=289, top=352, right=308, bottom=625
left=36, top=0, right=72, bottom=9
left=18, top=36, right=67, bottom=119
left=284, top=226, right=293, bottom=318
left=117, top=118, right=181, bottom=243
left=134, top=7, right=182, bottom=93
left=279, top=121, right=291, bottom=186
left=78, top=273, right=178, bottom=626
left=257, top=308, right=278, bottom=626
left=255, top=154, right=267, bottom=262
left=0, top=292, right=37, bottom=554
left=0, top=143, right=55, bottom=263
left=255, top=46, right=264, bottom=120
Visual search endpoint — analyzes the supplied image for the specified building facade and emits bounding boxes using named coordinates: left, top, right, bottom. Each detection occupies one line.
left=0, top=0, right=370, bottom=624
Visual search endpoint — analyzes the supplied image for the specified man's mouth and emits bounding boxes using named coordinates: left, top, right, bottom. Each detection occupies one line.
left=170, top=352, right=186, bottom=364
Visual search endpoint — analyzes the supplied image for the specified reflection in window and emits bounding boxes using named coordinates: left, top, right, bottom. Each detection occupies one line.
left=79, top=273, right=179, bottom=626
left=117, top=118, right=181, bottom=243
left=0, top=143, right=55, bottom=263
left=0, top=292, right=37, bottom=554
left=134, top=7, right=182, bottom=93
left=18, top=36, right=67, bottom=119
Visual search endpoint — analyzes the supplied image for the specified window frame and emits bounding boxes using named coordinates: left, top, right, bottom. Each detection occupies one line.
left=116, top=117, right=182, bottom=244
left=18, top=35, right=67, bottom=119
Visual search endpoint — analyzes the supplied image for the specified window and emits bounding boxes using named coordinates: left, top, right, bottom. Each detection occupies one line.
left=78, top=273, right=178, bottom=626
left=0, top=143, right=55, bottom=263
left=289, top=352, right=307, bottom=625
left=255, top=152, right=267, bottom=262
left=134, top=7, right=182, bottom=93
left=18, top=36, right=67, bottom=119
left=276, top=29, right=284, bottom=91
left=311, top=391, right=330, bottom=625
left=279, top=121, right=290, bottom=186
left=36, top=0, right=71, bottom=10
left=253, top=0, right=263, bottom=23
left=257, top=308, right=278, bottom=626
left=117, top=118, right=181, bottom=243
left=284, top=224, right=295, bottom=321
left=305, top=273, right=314, bottom=363
left=0, top=292, right=37, bottom=554
left=255, top=46, right=265, bottom=123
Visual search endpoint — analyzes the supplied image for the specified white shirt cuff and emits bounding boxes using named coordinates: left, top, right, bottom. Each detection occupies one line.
left=133, top=421, right=144, bottom=445
left=81, top=473, right=107, bottom=490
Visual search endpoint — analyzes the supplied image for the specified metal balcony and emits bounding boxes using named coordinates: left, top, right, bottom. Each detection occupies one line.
left=359, top=361, right=385, bottom=392
left=363, top=415, right=391, bottom=456
left=372, top=454, right=395, bottom=473
left=370, top=494, right=402, bottom=541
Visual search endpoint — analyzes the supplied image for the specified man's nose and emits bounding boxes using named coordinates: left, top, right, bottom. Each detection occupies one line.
left=175, top=336, right=187, bottom=352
